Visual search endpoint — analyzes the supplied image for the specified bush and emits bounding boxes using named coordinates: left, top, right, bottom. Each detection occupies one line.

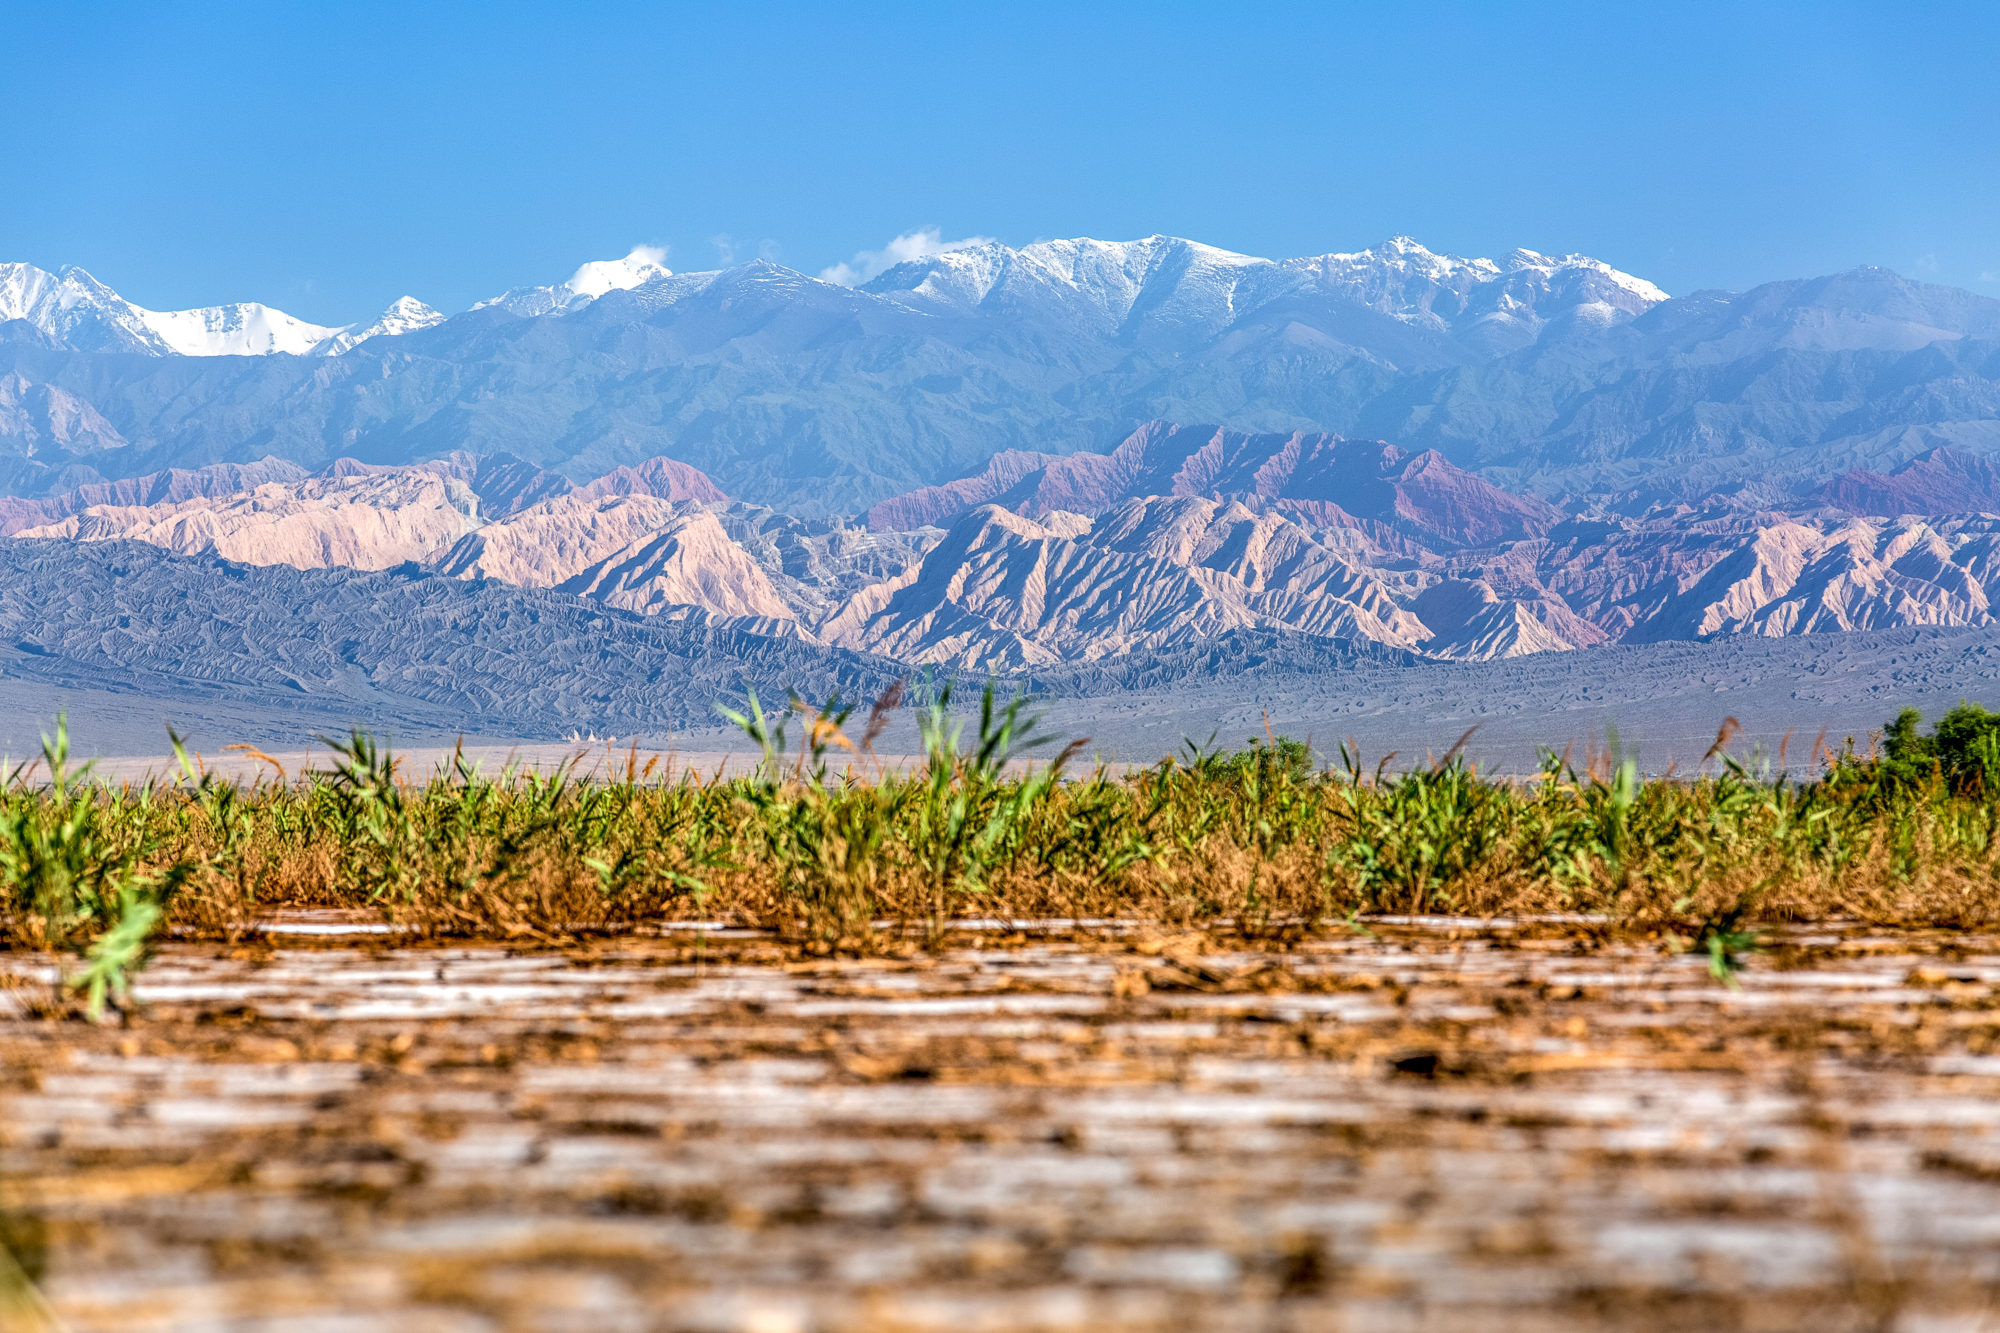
left=1869, top=703, right=2000, bottom=795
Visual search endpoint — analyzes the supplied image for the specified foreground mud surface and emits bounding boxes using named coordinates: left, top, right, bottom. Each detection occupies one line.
left=6, top=917, right=2000, bottom=1331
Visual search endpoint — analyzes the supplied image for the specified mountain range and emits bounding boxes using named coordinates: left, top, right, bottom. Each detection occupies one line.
left=6, top=236, right=1998, bottom=518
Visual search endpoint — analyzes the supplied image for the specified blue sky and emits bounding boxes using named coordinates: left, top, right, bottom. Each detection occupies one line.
left=3, top=0, right=1995, bottom=324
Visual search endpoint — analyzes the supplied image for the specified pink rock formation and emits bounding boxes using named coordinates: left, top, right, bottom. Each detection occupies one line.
left=434, top=491, right=793, bottom=623
left=16, top=472, right=480, bottom=570
left=432, top=492, right=696, bottom=589
left=559, top=512, right=796, bottom=621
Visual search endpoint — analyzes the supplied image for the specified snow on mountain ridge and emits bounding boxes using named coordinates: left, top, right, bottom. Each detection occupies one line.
left=861, top=233, right=1669, bottom=342
left=0, top=263, right=78, bottom=329
left=865, top=234, right=1273, bottom=323
left=1505, top=247, right=1669, bottom=303
left=135, top=301, right=341, bottom=357
left=1276, top=236, right=1669, bottom=332
left=0, top=241, right=677, bottom=357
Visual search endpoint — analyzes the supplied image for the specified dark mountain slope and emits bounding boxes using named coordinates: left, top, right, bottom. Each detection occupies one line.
left=0, top=539, right=898, bottom=736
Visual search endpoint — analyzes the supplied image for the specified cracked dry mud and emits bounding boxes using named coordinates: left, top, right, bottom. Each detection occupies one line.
left=5, top=918, right=2000, bottom=1331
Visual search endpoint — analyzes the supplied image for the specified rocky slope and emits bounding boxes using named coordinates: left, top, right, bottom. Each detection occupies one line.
left=822, top=500, right=1432, bottom=669
left=1625, top=517, right=2000, bottom=640
left=842, top=461, right=2000, bottom=665
left=8, top=453, right=917, bottom=635
left=572, top=455, right=729, bottom=504
left=555, top=512, right=797, bottom=623
left=711, top=506, right=942, bottom=627
left=0, top=370, right=131, bottom=470
left=431, top=492, right=707, bottom=588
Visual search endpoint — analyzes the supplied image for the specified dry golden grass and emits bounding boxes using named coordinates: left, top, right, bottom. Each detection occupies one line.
left=5, top=695, right=2000, bottom=1010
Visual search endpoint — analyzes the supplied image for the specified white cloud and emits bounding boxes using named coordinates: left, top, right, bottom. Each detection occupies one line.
left=565, top=245, right=671, bottom=299
left=1982, top=270, right=1999, bottom=284
left=820, top=227, right=994, bottom=286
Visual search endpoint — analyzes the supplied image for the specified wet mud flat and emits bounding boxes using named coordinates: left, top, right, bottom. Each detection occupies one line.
left=5, top=918, right=2000, bottom=1332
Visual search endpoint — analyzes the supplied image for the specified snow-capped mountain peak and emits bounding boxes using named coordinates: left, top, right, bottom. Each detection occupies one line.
left=314, top=296, right=446, bottom=355
left=860, top=234, right=1271, bottom=324
left=1, top=262, right=171, bottom=354
left=473, top=245, right=673, bottom=318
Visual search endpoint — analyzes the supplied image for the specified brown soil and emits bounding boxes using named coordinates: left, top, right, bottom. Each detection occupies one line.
left=5, top=916, right=2000, bottom=1331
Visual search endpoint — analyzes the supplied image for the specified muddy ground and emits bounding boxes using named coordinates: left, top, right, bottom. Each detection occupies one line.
left=5, top=917, right=2000, bottom=1331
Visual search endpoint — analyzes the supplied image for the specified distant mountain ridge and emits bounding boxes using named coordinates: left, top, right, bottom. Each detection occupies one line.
left=13, top=234, right=2000, bottom=734
left=0, top=236, right=1662, bottom=359
left=2, top=235, right=1998, bottom=522
left=0, top=233, right=1690, bottom=508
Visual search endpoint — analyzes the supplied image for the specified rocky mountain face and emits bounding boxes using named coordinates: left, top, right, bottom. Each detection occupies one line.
left=1469, top=510, right=2000, bottom=646
left=9, top=236, right=1998, bottom=517
left=434, top=494, right=797, bottom=623
left=8, top=237, right=2000, bottom=669
left=1818, top=448, right=2000, bottom=517
left=572, top=455, right=729, bottom=505
left=0, top=370, right=132, bottom=469
left=865, top=422, right=1560, bottom=548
